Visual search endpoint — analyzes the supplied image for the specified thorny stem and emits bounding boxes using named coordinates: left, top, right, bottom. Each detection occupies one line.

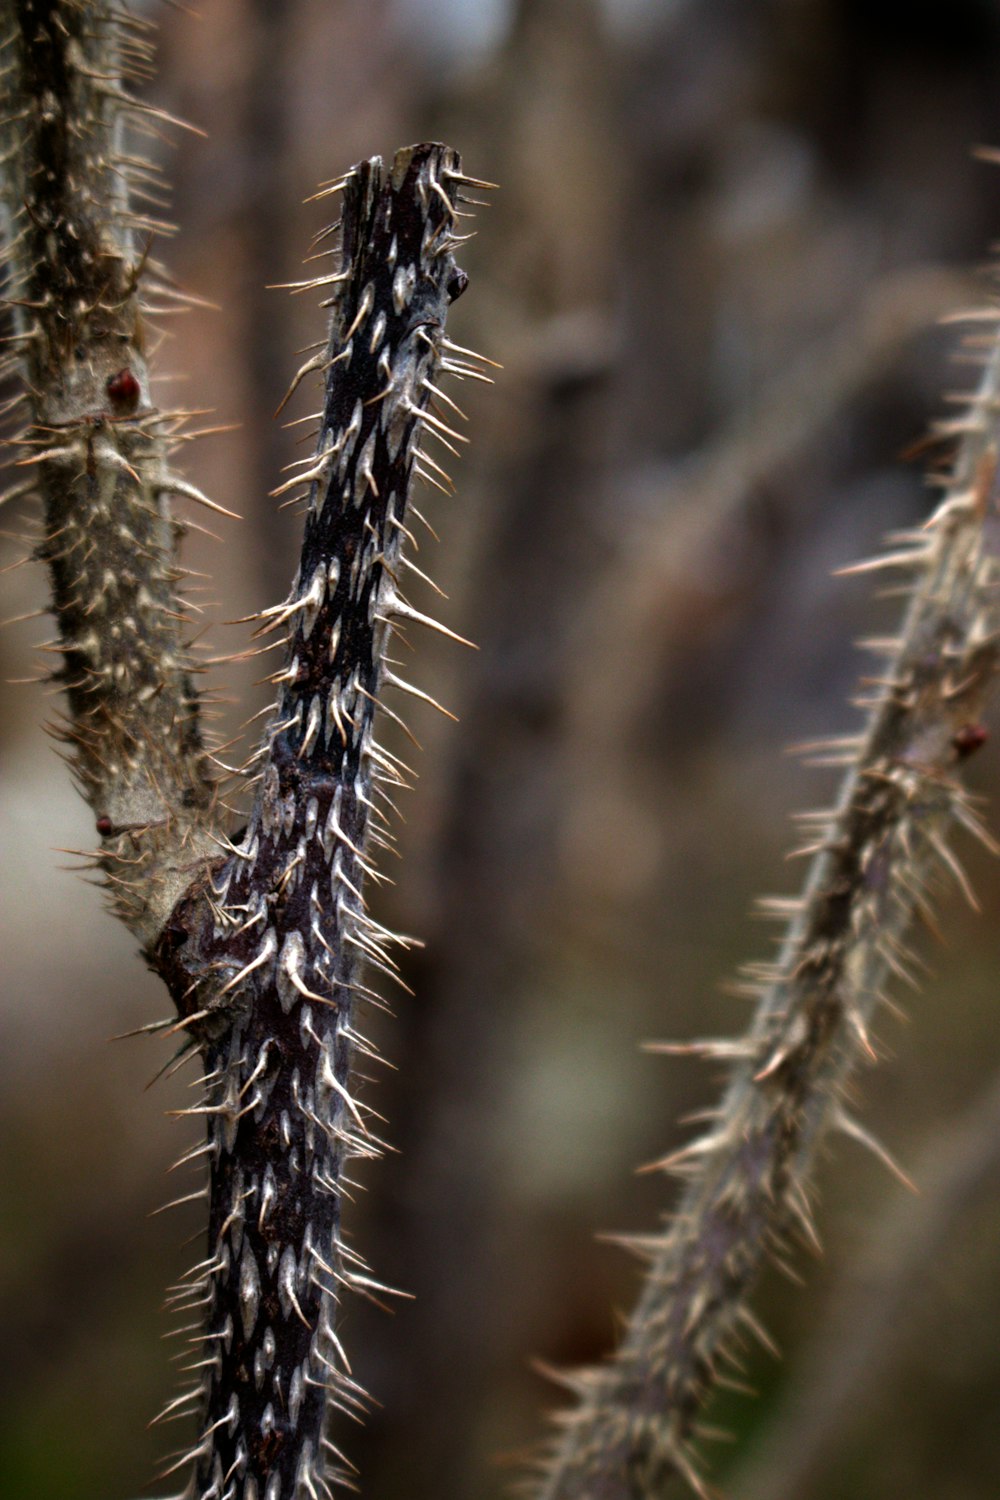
left=0, top=0, right=220, bottom=945
left=535, top=338, right=1000, bottom=1498
left=0, top=7, right=489, bottom=1500
left=151, top=146, right=483, bottom=1500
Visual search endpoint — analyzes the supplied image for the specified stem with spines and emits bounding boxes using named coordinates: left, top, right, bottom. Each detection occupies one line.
left=151, top=144, right=484, bottom=1500
left=0, top=7, right=488, bottom=1496
left=0, top=0, right=220, bottom=944
left=535, top=330, right=1000, bottom=1498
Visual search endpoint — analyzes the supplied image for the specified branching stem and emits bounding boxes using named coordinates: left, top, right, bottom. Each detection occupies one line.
left=1, top=9, right=483, bottom=1499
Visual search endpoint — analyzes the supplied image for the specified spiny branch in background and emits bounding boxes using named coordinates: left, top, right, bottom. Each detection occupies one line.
left=733, top=1062, right=1000, bottom=1500
left=150, top=143, right=492, bottom=1500
left=0, top=4, right=494, bottom=1499
left=532, top=319, right=1000, bottom=1494
left=0, top=0, right=221, bottom=946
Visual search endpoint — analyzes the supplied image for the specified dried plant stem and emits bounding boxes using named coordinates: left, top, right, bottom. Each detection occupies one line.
left=150, top=146, right=482, bottom=1500
left=1, top=8, right=487, bottom=1499
left=536, top=334, right=1000, bottom=1499
left=733, top=1064, right=1000, bottom=1500
left=564, top=264, right=969, bottom=869
left=0, top=0, right=220, bottom=945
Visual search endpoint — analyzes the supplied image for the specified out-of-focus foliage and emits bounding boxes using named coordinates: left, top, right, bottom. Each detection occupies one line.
left=2, top=2, right=1000, bottom=1497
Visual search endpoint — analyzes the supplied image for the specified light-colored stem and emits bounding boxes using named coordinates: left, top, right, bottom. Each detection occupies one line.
left=0, top=0, right=220, bottom=945
left=733, top=1065, right=1000, bottom=1500
left=537, top=336, right=1000, bottom=1498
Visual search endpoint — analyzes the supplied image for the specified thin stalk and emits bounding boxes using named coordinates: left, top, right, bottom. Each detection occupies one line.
left=536, top=330, right=1000, bottom=1499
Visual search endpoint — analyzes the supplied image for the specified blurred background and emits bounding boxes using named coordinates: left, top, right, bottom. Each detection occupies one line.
left=3, top=1, right=1000, bottom=1497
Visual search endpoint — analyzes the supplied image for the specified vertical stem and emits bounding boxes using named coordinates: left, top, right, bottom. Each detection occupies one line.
left=0, top=0, right=220, bottom=945
left=155, top=144, right=487, bottom=1500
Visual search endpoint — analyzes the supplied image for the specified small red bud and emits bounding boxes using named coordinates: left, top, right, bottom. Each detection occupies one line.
left=106, top=367, right=140, bottom=409
left=96, top=814, right=114, bottom=836
left=952, top=723, right=988, bottom=759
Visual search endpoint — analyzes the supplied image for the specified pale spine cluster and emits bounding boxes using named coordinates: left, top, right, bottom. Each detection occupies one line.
left=536, top=339, right=1000, bottom=1498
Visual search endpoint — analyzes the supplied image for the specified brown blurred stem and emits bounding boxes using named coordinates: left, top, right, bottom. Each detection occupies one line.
left=565, top=264, right=970, bottom=854
left=732, top=1065, right=1000, bottom=1500
left=536, top=328, right=1000, bottom=1498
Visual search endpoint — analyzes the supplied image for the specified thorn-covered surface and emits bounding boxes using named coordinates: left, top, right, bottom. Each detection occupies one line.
left=0, top=0, right=219, bottom=944
left=535, top=342, right=1000, bottom=1499
left=153, top=144, right=484, bottom=1500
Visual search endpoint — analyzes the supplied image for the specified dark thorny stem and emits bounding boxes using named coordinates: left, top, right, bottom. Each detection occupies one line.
left=151, top=146, right=486, bottom=1500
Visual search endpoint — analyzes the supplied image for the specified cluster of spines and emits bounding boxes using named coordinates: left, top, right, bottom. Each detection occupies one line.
left=148, top=146, right=494, bottom=1500
left=532, top=325, right=1000, bottom=1499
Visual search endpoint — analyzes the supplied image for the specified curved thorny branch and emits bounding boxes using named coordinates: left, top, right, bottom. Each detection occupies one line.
left=534, top=336, right=1000, bottom=1497
left=1, top=7, right=491, bottom=1499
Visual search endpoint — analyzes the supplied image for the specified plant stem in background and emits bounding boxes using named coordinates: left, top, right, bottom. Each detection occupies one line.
left=0, top=0, right=220, bottom=945
left=732, top=1063, right=1000, bottom=1500
left=536, top=329, right=1000, bottom=1498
